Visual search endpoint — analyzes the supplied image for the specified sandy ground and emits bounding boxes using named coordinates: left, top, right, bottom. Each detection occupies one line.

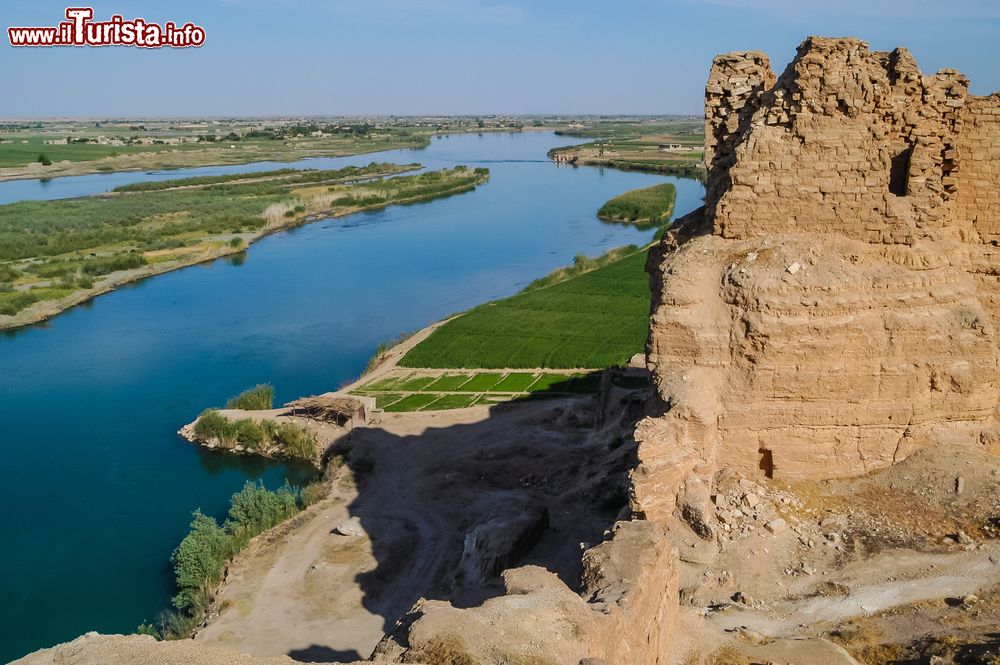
left=667, top=444, right=1000, bottom=664
left=195, top=395, right=628, bottom=662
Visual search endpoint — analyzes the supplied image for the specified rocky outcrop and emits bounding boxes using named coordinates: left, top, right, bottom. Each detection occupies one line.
left=635, top=37, right=1000, bottom=525
left=377, top=521, right=678, bottom=665
left=455, top=497, right=549, bottom=587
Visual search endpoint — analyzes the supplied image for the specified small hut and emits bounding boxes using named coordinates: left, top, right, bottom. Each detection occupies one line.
left=285, top=395, right=369, bottom=429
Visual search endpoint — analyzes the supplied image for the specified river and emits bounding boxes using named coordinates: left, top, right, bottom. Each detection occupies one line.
left=0, top=131, right=704, bottom=661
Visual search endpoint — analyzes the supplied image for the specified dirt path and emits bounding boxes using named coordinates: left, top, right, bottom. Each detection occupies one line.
left=195, top=398, right=598, bottom=662
left=196, top=493, right=381, bottom=660
left=707, top=543, right=1000, bottom=635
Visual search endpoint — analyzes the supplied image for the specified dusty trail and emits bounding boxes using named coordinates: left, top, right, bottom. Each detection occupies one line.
left=706, top=544, right=1000, bottom=635
left=196, top=399, right=591, bottom=662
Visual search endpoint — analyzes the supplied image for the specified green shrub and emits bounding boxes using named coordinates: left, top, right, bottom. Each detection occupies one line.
left=272, top=422, right=317, bottom=459
left=56, top=271, right=77, bottom=288
left=299, top=481, right=328, bottom=507
left=234, top=419, right=266, bottom=452
left=192, top=409, right=316, bottom=459
left=166, top=481, right=314, bottom=637
left=170, top=511, right=230, bottom=615
left=135, top=622, right=160, bottom=639
left=0, top=291, right=39, bottom=316
left=156, top=610, right=197, bottom=641
left=0, top=263, right=20, bottom=283
left=193, top=409, right=238, bottom=446
left=226, top=481, right=298, bottom=540
left=597, top=183, right=676, bottom=226
left=225, top=384, right=274, bottom=410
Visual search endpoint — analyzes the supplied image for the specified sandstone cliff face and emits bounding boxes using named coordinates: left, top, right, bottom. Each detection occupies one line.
left=636, top=37, right=1000, bottom=525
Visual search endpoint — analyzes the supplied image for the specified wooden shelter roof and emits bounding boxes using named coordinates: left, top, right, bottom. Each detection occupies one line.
left=285, top=395, right=364, bottom=422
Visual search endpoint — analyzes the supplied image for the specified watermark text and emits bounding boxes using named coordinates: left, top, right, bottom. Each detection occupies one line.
left=8, top=7, right=206, bottom=48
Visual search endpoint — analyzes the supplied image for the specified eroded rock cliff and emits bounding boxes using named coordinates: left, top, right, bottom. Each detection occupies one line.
left=636, top=38, right=1000, bottom=528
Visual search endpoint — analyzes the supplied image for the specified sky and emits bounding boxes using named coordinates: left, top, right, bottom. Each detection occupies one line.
left=1, top=0, right=999, bottom=117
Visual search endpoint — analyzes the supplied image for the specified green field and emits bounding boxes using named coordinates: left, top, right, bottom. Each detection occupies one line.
left=0, top=136, right=182, bottom=167
left=548, top=118, right=705, bottom=178
left=351, top=369, right=603, bottom=412
left=398, top=246, right=651, bottom=369
left=598, top=183, right=676, bottom=227
left=0, top=165, right=488, bottom=319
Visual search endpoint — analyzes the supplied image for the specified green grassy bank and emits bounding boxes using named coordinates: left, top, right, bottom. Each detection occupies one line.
left=598, top=183, right=677, bottom=227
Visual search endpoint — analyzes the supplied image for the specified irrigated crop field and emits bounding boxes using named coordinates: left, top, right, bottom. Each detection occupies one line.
left=351, top=369, right=602, bottom=411
left=399, top=246, right=651, bottom=369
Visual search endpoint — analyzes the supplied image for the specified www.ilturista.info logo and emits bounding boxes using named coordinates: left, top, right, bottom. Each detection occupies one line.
left=8, top=7, right=206, bottom=48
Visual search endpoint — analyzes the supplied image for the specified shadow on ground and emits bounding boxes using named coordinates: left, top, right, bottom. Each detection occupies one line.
left=287, top=645, right=363, bottom=664
left=286, top=388, right=645, bottom=660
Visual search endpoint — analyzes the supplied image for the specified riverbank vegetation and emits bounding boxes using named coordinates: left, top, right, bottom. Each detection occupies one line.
left=0, top=164, right=489, bottom=327
left=552, top=117, right=703, bottom=139
left=597, top=183, right=676, bottom=227
left=192, top=410, right=318, bottom=460
left=0, top=114, right=530, bottom=179
left=160, top=480, right=323, bottom=639
left=225, top=384, right=275, bottom=410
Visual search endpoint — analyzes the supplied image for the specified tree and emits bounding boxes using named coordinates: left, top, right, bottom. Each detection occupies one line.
left=37, top=153, right=52, bottom=166
left=170, top=511, right=229, bottom=613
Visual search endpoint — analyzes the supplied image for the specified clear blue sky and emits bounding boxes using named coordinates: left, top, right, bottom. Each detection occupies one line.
left=2, top=0, right=998, bottom=117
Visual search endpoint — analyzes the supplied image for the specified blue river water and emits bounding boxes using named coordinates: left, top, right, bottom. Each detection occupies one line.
left=0, top=131, right=704, bottom=661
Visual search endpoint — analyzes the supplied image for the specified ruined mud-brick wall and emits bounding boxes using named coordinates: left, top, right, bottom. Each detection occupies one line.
left=634, top=37, right=1000, bottom=510
left=956, top=95, right=1000, bottom=241
left=704, top=51, right=775, bottom=220
left=708, top=37, right=987, bottom=245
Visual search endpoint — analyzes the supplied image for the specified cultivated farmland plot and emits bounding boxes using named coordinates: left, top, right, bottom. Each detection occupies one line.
left=350, top=370, right=602, bottom=412
left=399, top=249, right=650, bottom=370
